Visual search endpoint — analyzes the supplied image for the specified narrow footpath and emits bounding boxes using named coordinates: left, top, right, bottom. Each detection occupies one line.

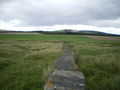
left=44, top=44, right=85, bottom=90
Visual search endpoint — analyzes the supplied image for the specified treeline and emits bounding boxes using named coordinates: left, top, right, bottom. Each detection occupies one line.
left=34, top=31, right=120, bottom=37
left=0, top=30, right=120, bottom=37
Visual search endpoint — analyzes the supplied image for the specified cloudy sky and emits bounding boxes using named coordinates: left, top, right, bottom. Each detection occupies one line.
left=0, top=0, right=120, bottom=34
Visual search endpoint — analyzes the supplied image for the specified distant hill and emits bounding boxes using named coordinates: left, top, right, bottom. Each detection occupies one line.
left=0, top=29, right=120, bottom=36
left=36, top=29, right=120, bottom=36
left=78, top=30, right=113, bottom=36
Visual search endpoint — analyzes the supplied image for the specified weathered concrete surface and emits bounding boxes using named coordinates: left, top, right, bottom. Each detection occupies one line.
left=44, top=45, right=85, bottom=90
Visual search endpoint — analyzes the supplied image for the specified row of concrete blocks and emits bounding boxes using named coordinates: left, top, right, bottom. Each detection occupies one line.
left=44, top=46, right=85, bottom=90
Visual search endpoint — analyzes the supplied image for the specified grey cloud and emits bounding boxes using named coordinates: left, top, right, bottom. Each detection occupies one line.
left=0, top=0, right=120, bottom=27
left=0, top=0, right=10, bottom=3
left=89, top=0, right=120, bottom=20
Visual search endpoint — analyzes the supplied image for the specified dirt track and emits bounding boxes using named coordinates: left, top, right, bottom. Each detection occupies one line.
left=86, top=35, right=120, bottom=40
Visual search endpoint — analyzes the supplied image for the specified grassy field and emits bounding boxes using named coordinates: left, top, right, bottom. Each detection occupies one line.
left=0, top=34, right=94, bottom=42
left=0, top=40, right=62, bottom=90
left=0, top=34, right=120, bottom=90
left=69, top=41, right=120, bottom=90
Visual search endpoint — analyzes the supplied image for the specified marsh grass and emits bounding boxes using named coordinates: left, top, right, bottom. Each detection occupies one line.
left=69, top=41, right=120, bottom=90
left=0, top=40, right=62, bottom=90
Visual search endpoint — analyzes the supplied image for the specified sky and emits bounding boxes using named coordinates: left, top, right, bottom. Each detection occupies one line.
left=0, top=0, right=120, bottom=34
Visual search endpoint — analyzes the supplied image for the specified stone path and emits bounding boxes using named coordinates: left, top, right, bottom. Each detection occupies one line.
left=44, top=45, right=85, bottom=90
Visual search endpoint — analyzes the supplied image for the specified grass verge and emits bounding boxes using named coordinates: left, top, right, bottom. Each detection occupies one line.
left=69, top=41, right=120, bottom=90
left=0, top=40, right=62, bottom=90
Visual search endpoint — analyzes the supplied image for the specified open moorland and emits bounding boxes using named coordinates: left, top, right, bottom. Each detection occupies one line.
left=0, top=34, right=120, bottom=90
left=0, top=40, right=62, bottom=90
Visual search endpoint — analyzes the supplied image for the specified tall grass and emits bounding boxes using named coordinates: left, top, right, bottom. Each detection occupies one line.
left=0, top=34, right=120, bottom=90
left=69, top=42, right=120, bottom=90
left=0, top=40, right=62, bottom=90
